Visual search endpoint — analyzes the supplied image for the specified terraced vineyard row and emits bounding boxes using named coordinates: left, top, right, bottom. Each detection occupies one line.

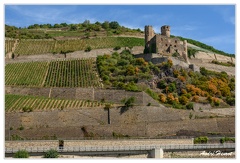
left=14, top=39, right=55, bottom=56
left=5, top=61, right=49, bottom=87
left=12, top=37, right=144, bottom=56
left=5, top=94, right=105, bottom=112
left=5, top=39, right=16, bottom=55
left=5, top=58, right=102, bottom=88
left=44, top=58, right=102, bottom=87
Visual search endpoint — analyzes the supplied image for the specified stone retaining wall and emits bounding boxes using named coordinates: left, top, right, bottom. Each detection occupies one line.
left=5, top=86, right=160, bottom=106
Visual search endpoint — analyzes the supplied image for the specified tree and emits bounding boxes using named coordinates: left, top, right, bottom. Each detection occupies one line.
left=70, top=25, right=78, bottom=31
left=14, top=150, right=29, bottom=158
left=102, top=21, right=109, bottom=29
left=44, top=149, right=59, bottom=158
left=109, top=21, right=120, bottom=29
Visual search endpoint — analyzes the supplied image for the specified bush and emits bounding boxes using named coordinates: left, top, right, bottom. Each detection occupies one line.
left=220, top=137, right=235, bottom=144
left=85, top=46, right=92, bottom=52
left=122, top=97, right=135, bottom=108
left=179, top=95, right=189, bottom=105
left=167, top=83, right=176, bottom=93
left=44, top=149, right=59, bottom=158
left=22, top=106, right=33, bottom=112
left=186, top=102, right=194, bottom=110
left=114, top=46, right=121, bottom=51
left=145, top=88, right=159, bottom=100
left=226, top=96, right=235, bottom=106
left=14, top=150, right=29, bottom=158
left=194, top=136, right=208, bottom=144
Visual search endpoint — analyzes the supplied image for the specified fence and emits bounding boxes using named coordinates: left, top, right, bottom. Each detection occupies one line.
left=5, top=144, right=235, bottom=154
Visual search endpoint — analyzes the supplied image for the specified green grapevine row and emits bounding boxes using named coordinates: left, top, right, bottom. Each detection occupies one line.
left=5, top=58, right=102, bottom=88
left=5, top=94, right=104, bottom=112
left=12, top=37, right=144, bottom=56
left=5, top=61, right=49, bottom=86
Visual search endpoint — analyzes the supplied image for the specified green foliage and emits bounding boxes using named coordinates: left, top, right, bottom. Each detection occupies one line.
left=113, top=46, right=121, bottom=50
left=14, top=150, right=29, bottom=158
left=124, top=82, right=141, bottom=92
left=211, top=60, right=235, bottom=67
left=179, top=95, right=189, bottom=105
left=187, top=48, right=198, bottom=58
left=194, top=136, right=208, bottom=144
left=97, top=51, right=159, bottom=91
left=145, top=88, right=159, bottom=100
left=158, top=80, right=167, bottom=89
left=172, top=52, right=180, bottom=57
left=11, top=134, right=24, bottom=140
left=22, top=106, right=33, bottom=112
left=122, top=97, right=135, bottom=108
left=220, top=137, right=235, bottom=144
left=168, top=83, right=176, bottom=93
left=226, top=96, right=235, bottom=106
left=176, top=36, right=235, bottom=56
left=109, top=21, right=120, bottom=29
left=189, top=112, right=193, bottom=119
left=44, top=149, right=59, bottom=158
left=18, top=125, right=24, bottom=130
left=85, top=46, right=92, bottom=52
left=186, top=102, right=194, bottom=110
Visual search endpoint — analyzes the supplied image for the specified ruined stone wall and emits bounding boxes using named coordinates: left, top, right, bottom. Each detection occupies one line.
left=155, top=35, right=185, bottom=56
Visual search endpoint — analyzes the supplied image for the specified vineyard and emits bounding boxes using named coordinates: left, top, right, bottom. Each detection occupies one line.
left=5, top=61, right=49, bottom=87
left=5, top=39, right=16, bottom=55
left=12, top=37, right=144, bottom=56
left=14, top=39, right=55, bottom=56
left=5, top=94, right=105, bottom=112
left=5, top=58, right=102, bottom=88
left=44, top=58, right=102, bottom=87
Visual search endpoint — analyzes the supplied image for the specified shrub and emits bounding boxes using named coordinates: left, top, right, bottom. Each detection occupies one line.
left=172, top=52, right=180, bottom=57
left=122, top=97, right=135, bottom=108
left=44, top=149, right=59, bottom=158
left=85, top=46, right=92, bottom=52
left=226, top=96, right=235, bottom=106
left=186, top=102, right=194, bottom=110
left=22, top=106, right=33, bottom=112
left=145, top=88, right=159, bottom=100
left=113, top=46, right=121, bottom=51
left=179, top=95, right=189, bottom=105
left=192, top=95, right=199, bottom=102
left=18, top=125, right=24, bottom=130
left=159, top=93, right=167, bottom=103
left=14, top=150, right=29, bottom=158
left=220, top=137, right=235, bottom=144
left=158, top=80, right=167, bottom=89
left=194, top=136, right=208, bottom=144
left=167, top=83, right=176, bottom=93
left=172, top=101, right=184, bottom=109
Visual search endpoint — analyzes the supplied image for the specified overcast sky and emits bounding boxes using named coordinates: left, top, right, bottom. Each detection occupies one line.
left=4, top=4, right=235, bottom=54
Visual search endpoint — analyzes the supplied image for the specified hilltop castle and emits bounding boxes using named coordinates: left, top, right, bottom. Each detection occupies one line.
left=144, top=25, right=189, bottom=64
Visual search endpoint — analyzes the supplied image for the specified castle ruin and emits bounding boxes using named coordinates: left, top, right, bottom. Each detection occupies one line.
left=144, top=25, right=189, bottom=64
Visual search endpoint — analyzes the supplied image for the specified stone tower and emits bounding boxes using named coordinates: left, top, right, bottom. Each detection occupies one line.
left=161, top=25, right=170, bottom=37
left=183, top=40, right=190, bottom=64
left=145, top=26, right=154, bottom=45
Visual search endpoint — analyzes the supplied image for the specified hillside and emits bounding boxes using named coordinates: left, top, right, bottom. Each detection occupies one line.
left=4, top=22, right=235, bottom=140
